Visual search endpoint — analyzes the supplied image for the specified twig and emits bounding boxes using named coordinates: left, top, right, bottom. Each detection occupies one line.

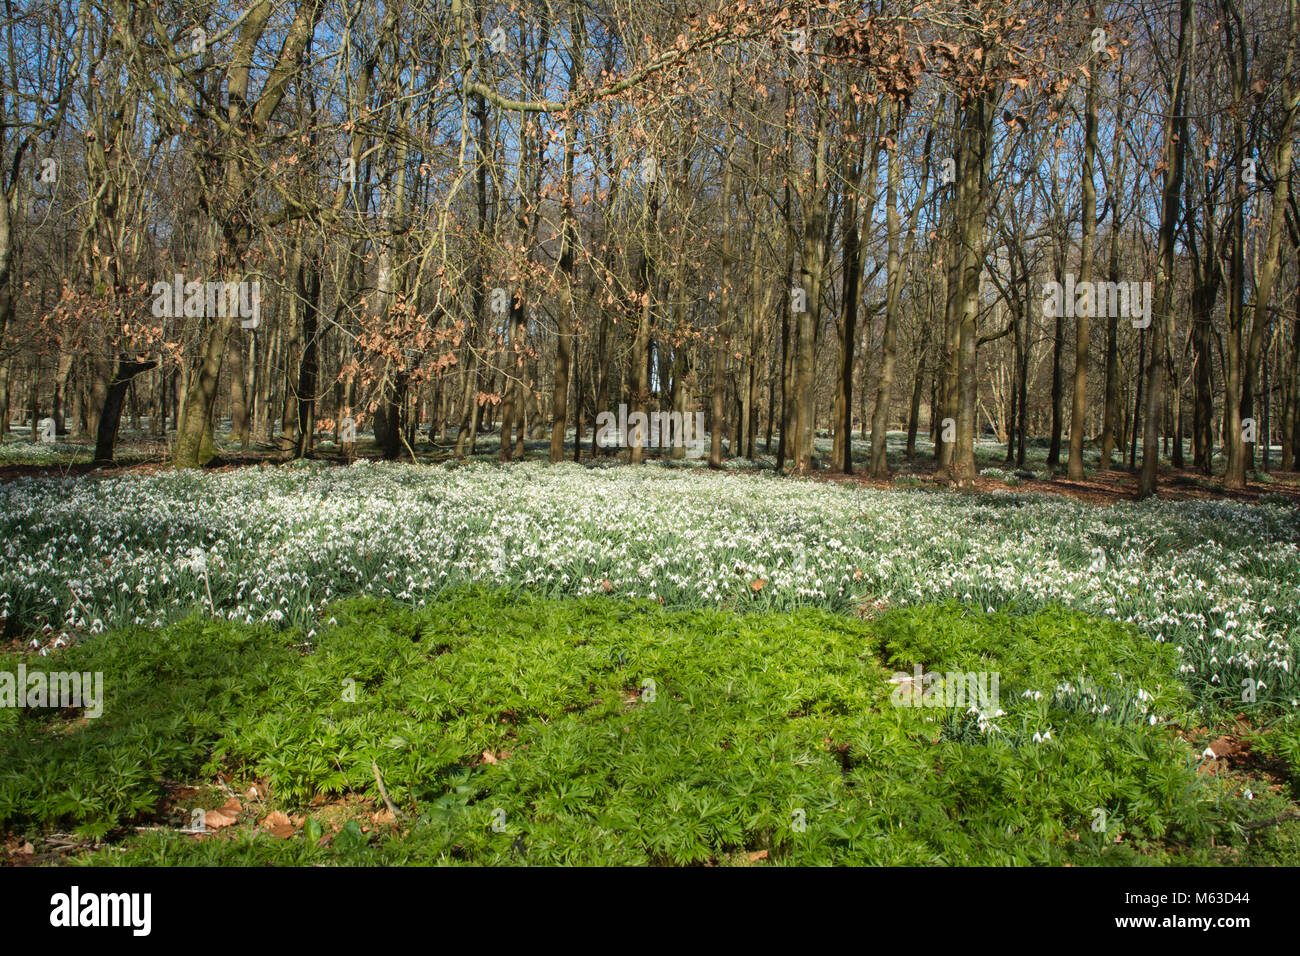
left=1241, top=811, right=1300, bottom=832
left=67, top=584, right=92, bottom=619
left=371, top=760, right=404, bottom=820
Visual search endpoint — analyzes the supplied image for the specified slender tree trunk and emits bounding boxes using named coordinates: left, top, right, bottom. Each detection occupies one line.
left=871, top=103, right=908, bottom=478
left=792, top=93, right=828, bottom=474
left=1241, top=0, right=1299, bottom=477
left=1140, top=0, right=1192, bottom=498
left=1069, top=32, right=1099, bottom=480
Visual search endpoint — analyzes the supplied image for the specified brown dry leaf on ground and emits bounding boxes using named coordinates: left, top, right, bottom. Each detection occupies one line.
left=748, top=849, right=769, bottom=862
left=202, top=796, right=243, bottom=829
left=259, top=811, right=298, bottom=839
left=1208, top=736, right=1248, bottom=759
left=245, top=781, right=272, bottom=802
left=203, top=809, right=239, bottom=829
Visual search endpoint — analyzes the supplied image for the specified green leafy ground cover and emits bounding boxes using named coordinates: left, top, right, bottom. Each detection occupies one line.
left=2, top=590, right=1295, bottom=865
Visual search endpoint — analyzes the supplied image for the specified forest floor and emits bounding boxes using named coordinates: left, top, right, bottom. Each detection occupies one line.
left=2, top=429, right=1296, bottom=865
left=825, top=462, right=1300, bottom=506
left=2, top=425, right=1297, bottom=507
left=2, top=592, right=1297, bottom=866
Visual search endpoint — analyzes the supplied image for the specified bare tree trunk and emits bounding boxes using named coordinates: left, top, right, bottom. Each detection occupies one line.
left=1140, top=0, right=1192, bottom=498
left=1069, top=28, right=1099, bottom=480
left=871, top=102, right=909, bottom=478
left=1241, top=0, right=1299, bottom=476
left=93, top=359, right=157, bottom=464
left=792, top=93, right=828, bottom=474
left=294, top=255, right=320, bottom=459
left=710, top=133, right=736, bottom=469
left=949, top=89, right=997, bottom=483
left=630, top=175, right=657, bottom=465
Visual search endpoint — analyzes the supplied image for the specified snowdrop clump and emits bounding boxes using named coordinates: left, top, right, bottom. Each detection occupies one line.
left=0, top=440, right=88, bottom=465
left=0, top=459, right=1296, bottom=708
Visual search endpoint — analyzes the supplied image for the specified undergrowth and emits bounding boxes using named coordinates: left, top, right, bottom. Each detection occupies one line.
left=1, top=590, right=1293, bottom=865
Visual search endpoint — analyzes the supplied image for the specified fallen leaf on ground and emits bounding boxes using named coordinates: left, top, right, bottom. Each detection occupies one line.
left=203, top=809, right=238, bottom=829
left=1208, top=736, right=1246, bottom=758
left=260, top=811, right=297, bottom=839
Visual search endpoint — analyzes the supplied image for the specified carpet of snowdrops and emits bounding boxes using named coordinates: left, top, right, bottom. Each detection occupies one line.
left=1, top=458, right=1297, bottom=711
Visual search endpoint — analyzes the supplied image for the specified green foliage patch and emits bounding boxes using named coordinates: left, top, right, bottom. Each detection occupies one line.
left=1, top=590, right=1289, bottom=865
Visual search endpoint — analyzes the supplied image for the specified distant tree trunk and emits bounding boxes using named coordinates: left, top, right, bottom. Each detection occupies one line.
left=630, top=176, right=658, bottom=465
left=0, top=361, right=9, bottom=439
left=947, top=88, right=997, bottom=484
left=294, top=256, right=321, bottom=459
left=837, top=152, right=864, bottom=474
left=591, top=306, right=611, bottom=457
left=1047, top=239, right=1065, bottom=468
left=53, top=352, right=73, bottom=436
left=777, top=176, right=794, bottom=471
left=1100, top=60, right=1127, bottom=470
left=229, top=325, right=250, bottom=449
left=549, top=49, right=579, bottom=463
left=1140, top=0, right=1192, bottom=498
left=710, top=136, right=736, bottom=469
left=871, top=102, right=913, bottom=478
left=792, top=92, right=829, bottom=474
left=1283, top=241, right=1300, bottom=469
left=1069, top=32, right=1099, bottom=481
left=1241, top=0, right=1299, bottom=477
